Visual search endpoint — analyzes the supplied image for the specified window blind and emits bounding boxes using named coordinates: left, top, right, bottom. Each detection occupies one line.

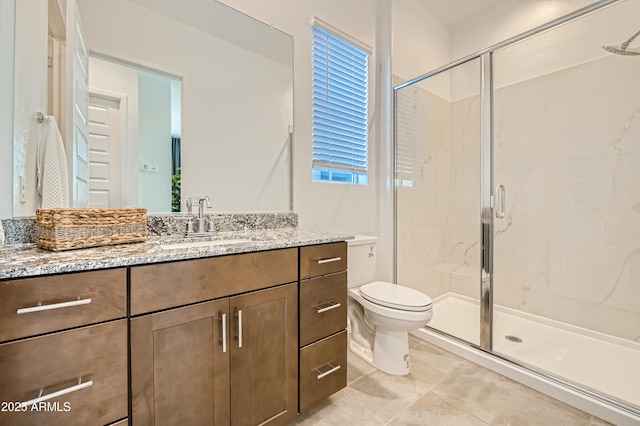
left=312, top=25, right=369, bottom=184
left=396, top=84, right=431, bottom=187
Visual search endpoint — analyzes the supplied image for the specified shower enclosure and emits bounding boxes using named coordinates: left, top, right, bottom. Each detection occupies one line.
left=394, top=0, right=640, bottom=422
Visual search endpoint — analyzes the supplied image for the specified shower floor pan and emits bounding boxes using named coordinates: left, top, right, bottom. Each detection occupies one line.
left=424, top=293, right=640, bottom=409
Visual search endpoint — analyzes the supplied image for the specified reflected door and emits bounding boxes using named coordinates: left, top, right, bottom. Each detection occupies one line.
left=66, top=0, right=90, bottom=206
left=87, top=94, right=123, bottom=208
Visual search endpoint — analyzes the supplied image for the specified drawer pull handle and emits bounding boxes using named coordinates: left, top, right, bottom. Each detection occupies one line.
left=316, top=257, right=342, bottom=265
left=316, top=364, right=341, bottom=380
left=317, top=303, right=341, bottom=314
left=221, top=313, right=227, bottom=353
left=21, top=379, right=93, bottom=409
left=237, top=309, right=243, bottom=348
left=17, top=298, right=92, bottom=314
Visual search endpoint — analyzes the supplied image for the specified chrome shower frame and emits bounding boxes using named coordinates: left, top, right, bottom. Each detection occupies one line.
left=393, top=0, right=639, bottom=423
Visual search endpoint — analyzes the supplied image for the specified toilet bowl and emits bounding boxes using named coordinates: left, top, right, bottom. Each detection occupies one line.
left=347, top=236, right=433, bottom=375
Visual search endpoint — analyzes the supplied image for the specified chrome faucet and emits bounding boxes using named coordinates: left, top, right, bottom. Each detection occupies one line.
left=184, top=195, right=215, bottom=237
left=197, top=195, right=212, bottom=233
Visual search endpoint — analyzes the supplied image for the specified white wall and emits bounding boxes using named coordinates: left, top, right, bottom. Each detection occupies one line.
left=392, top=0, right=451, bottom=98
left=11, top=0, right=48, bottom=217
left=451, top=0, right=597, bottom=61
left=0, top=0, right=16, bottom=219
left=137, top=73, right=172, bottom=213
left=218, top=0, right=381, bottom=228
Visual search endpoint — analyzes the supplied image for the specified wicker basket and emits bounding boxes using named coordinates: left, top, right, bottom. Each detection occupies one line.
left=36, top=208, right=147, bottom=251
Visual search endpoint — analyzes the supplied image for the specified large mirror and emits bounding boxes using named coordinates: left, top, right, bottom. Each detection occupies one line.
left=12, top=0, right=293, bottom=216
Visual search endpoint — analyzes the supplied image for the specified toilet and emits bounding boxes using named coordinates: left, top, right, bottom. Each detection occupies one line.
left=347, top=235, right=433, bottom=375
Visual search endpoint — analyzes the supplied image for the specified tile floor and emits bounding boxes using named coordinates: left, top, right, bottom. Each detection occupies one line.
left=292, top=336, right=612, bottom=425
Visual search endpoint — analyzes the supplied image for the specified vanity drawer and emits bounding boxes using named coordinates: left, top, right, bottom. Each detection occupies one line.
left=300, top=242, right=347, bottom=280
left=299, top=272, right=347, bottom=347
left=130, top=248, right=298, bottom=315
left=0, top=269, right=126, bottom=342
left=0, top=320, right=128, bottom=426
left=299, top=330, right=347, bottom=413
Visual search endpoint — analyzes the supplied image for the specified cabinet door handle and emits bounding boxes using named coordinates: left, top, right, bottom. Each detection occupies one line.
left=316, top=364, right=341, bottom=380
left=21, top=379, right=93, bottom=409
left=17, top=298, right=92, bottom=314
left=237, top=309, right=243, bottom=348
left=316, top=257, right=341, bottom=265
left=317, top=302, right=341, bottom=314
left=221, top=313, right=227, bottom=353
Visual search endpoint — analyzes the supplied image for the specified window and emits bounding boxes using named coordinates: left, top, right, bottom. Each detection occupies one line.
left=312, top=25, right=370, bottom=185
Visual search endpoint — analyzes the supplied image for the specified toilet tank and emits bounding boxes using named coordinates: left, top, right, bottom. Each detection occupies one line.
left=347, top=235, right=378, bottom=288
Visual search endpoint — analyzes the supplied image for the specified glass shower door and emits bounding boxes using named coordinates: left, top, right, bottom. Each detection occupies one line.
left=395, top=58, right=483, bottom=346
left=491, top=0, right=640, bottom=409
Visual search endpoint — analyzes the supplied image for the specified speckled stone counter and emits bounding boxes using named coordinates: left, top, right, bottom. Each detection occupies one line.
left=0, top=212, right=351, bottom=280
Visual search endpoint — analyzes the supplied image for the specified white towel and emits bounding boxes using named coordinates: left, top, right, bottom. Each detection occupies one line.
left=37, top=116, right=70, bottom=208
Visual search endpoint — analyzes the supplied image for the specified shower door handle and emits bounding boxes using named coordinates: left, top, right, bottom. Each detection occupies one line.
left=495, top=184, right=506, bottom=219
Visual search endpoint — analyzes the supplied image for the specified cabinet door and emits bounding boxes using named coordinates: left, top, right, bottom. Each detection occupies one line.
left=131, top=299, right=230, bottom=425
left=230, top=283, right=298, bottom=425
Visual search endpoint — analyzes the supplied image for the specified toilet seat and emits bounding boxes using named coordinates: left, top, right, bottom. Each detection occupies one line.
left=359, top=281, right=432, bottom=312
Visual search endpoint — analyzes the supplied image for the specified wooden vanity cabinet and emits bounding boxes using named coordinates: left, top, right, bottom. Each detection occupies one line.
left=131, top=299, right=230, bottom=425
left=229, top=283, right=298, bottom=425
left=130, top=249, right=299, bottom=426
left=0, top=268, right=128, bottom=426
left=298, top=242, right=348, bottom=413
left=0, top=268, right=126, bottom=342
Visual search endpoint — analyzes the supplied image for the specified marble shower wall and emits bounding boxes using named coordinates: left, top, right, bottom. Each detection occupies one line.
left=396, top=59, right=482, bottom=303
left=492, top=55, right=640, bottom=341
left=396, top=55, right=639, bottom=342
left=396, top=82, right=453, bottom=299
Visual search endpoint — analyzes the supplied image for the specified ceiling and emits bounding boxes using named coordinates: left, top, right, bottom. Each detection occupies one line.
left=418, top=0, right=507, bottom=27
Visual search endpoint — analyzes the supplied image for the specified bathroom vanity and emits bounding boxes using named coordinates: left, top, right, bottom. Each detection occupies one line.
left=0, top=215, right=349, bottom=425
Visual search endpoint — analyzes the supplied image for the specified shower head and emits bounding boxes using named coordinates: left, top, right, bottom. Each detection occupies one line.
left=603, top=29, right=640, bottom=56
left=603, top=45, right=640, bottom=55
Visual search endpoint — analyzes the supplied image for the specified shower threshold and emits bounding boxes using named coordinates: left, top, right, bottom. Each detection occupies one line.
left=414, top=293, right=640, bottom=424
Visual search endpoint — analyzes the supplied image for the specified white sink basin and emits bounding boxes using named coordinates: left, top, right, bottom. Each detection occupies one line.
left=160, top=239, right=253, bottom=250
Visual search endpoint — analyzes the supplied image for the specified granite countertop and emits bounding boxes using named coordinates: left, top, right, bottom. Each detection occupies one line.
left=0, top=228, right=352, bottom=280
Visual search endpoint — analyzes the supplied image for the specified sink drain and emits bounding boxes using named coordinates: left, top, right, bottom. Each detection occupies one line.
left=505, top=335, right=523, bottom=343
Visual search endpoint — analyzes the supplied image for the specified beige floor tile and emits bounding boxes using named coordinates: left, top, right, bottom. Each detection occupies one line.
left=407, top=349, right=451, bottom=388
left=344, top=365, right=434, bottom=423
left=432, top=360, right=520, bottom=423
left=389, top=392, right=487, bottom=426
left=409, top=340, right=465, bottom=376
left=292, top=388, right=383, bottom=426
left=515, top=384, right=592, bottom=422
left=304, top=339, right=608, bottom=426
left=492, top=389, right=591, bottom=425
left=347, top=348, right=376, bottom=385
